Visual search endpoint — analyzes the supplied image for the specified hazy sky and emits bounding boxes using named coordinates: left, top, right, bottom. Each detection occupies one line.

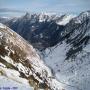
left=0, top=0, right=90, bottom=16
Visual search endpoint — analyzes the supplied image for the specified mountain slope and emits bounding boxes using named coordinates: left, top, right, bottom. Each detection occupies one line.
left=41, top=11, right=90, bottom=90
left=0, top=23, right=66, bottom=90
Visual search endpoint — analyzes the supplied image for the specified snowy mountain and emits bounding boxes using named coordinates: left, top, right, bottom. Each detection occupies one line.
left=0, top=11, right=90, bottom=90
left=41, top=11, right=90, bottom=90
left=0, top=23, right=66, bottom=90
left=56, top=14, right=75, bottom=25
left=0, top=17, right=10, bottom=24
left=0, top=12, right=75, bottom=50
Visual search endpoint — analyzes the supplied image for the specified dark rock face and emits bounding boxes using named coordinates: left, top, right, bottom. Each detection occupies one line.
left=64, top=11, right=90, bottom=59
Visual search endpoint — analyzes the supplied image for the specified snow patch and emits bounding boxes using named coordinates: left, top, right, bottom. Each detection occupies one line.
left=0, top=23, right=6, bottom=29
left=57, top=15, right=75, bottom=25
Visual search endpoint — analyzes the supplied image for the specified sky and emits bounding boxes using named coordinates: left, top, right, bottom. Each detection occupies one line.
left=0, top=0, right=90, bottom=16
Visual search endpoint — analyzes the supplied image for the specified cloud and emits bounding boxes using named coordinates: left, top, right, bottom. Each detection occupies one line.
left=0, top=8, right=26, bottom=13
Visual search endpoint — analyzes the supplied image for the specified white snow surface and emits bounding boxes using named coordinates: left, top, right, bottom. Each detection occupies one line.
left=43, top=41, right=90, bottom=90
left=0, top=23, right=6, bottom=29
left=56, top=15, right=76, bottom=25
left=0, top=76, right=33, bottom=90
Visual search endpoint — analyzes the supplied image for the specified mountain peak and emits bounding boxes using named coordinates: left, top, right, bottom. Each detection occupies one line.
left=23, top=12, right=31, bottom=19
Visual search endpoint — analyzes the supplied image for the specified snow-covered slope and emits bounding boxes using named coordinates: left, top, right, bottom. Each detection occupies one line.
left=43, top=42, right=90, bottom=90
left=40, top=11, right=90, bottom=90
left=0, top=23, right=6, bottom=28
left=0, top=23, right=67, bottom=90
left=56, top=14, right=75, bottom=25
